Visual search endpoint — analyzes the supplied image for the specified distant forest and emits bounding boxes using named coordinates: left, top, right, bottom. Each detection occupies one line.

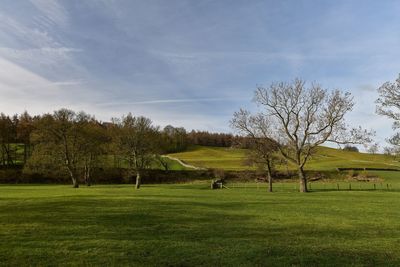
left=0, top=110, right=250, bottom=168
left=0, top=109, right=260, bottom=187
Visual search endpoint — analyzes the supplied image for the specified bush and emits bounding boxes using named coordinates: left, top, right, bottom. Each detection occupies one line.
left=343, top=145, right=359, bottom=152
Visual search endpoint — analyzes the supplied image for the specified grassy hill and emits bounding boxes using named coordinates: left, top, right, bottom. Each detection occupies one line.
left=168, top=145, right=400, bottom=171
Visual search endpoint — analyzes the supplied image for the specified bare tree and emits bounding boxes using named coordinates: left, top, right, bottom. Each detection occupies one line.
left=112, top=114, right=159, bottom=189
left=376, top=75, right=400, bottom=154
left=77, top=113, right=110, bottom=186
left=367, top=142, right=379, bottom=154
left=17, top=111, right=34, bottom=164
left=0, top=113, right=18, bottom=167
left=30, top=109, right=96, bottom=188
left=250, top=78, right=372, bottom=192
left=381, top=133, right=400, bottom=162
left=376, top=75, right=400, bottom=126
left=231, top=109, right=278, bottom=192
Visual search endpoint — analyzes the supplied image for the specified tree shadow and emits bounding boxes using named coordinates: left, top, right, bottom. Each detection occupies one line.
left=1, top=191, right=400, bottom=266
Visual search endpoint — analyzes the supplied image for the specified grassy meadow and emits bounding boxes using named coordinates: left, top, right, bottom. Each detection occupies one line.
left=1, top=181, right=400, bottom=266
left=2, top=146, right=400, bottom=266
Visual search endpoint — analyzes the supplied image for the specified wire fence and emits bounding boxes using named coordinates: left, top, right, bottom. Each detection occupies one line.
left=223, top=182, right=396, bottom=192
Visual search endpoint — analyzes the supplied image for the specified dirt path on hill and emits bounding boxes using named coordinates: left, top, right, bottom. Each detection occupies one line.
left=162, top=155, right=206, bottom=170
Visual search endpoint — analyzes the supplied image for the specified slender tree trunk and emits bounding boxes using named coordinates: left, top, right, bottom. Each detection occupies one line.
left=298, top=166, right=308, bottom=192
left=86, top=168, right=91, bottom=186
left=135, top=171, right=141, bottom=189
left=85, top=156, right=93, bottom=186
left=72, top=177, right=79, bottom=188
left=23, top=143, right=27, bottom=164
left=1, top=147, right=4, bottom=166
left=84, top=163, right=91, bottom=186
left=67, top=166, right=79, bottom=188
left=266, top=160, right=273, bottom=192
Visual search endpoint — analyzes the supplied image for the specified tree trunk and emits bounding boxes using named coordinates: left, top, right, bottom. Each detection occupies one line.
left=86, top=174, right=91, bottom=186
left=84, top=164, right=91, bottom=186
left=298, top=167, right=308, bottom=192
left=23, top=143, right=27, bottom=164
left=72, top=177, right=79, bottom=188
left=67, top=167, right=79, bottom=188
left=135, top=171, right=141, bottom=189
left=266, top=160, right=273, bottom=192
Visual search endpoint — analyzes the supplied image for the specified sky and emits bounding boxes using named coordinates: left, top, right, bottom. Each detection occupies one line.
left=1, top=0, right=400, bottom=147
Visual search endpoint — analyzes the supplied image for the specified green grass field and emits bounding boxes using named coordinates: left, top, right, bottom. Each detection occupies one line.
left=168, top=145, right=400, bottom=171
left=2, top=147, right=400, bottom=266
left=1, top=181, right=400, bottom=266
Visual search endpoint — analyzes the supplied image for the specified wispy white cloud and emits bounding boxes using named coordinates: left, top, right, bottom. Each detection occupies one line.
left=0, top=47, right=82, bottom=66
left=96, top=97, right=242, bottom=107
left=0, top=5, right=86, bottom=86
left=30, top=0, right=69, bottom=28
left=0, top=13, right=60, bottom=48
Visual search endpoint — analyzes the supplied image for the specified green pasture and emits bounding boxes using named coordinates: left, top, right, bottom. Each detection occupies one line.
left=2, top=145, right=400, bottom=265
left=1, top=179, right=400, bottom=266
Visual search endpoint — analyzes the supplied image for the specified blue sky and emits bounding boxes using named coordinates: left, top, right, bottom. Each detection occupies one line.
left=1, top=0, right=400, bottom=146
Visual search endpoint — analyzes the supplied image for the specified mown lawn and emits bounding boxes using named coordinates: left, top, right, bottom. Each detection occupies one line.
left=1, top=180, right=400, bottom=266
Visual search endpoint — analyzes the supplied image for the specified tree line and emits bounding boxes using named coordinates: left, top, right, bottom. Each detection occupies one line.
left=0, top=109, right=252, bottom=188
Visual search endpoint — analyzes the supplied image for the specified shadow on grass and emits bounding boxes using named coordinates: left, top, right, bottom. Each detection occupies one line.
left=1, top=189, right=400, bottom=266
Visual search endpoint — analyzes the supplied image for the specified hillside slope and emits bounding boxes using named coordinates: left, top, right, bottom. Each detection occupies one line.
left=168, top=145, right=400, bottom=171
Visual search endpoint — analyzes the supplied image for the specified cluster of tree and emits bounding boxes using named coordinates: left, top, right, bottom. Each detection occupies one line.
left=187, top=131, right=234, bottom=147
left=342, top=145, right=359, bottom=152
left=0, top=109, right=194, bottom=189
left=26, top=110, right=110, bottom=188
left=0, top=112, right=34, bottom=167
left=186, top=130, right=254, bottom=148
left=161, top=125, right=189, bottom=153
left=231, top=78, right=374, bottom=192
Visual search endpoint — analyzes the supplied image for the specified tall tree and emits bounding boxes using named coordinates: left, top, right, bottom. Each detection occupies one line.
left=0, top=113, right=17, bottom=167
left=376, top=74, right=400, bottom=152
left=161, top=125, right=188, bottom=153
left=17, top=111, right=34, bottom=164
left=76, top=113, right=110, bottom=186
left=231, top=109, right=279, bottom=192
left=367, top=143, right=379, bottom=154
left=30, top=109, right=91, bottom=188
left=247, top=78, right=371, bottom=192
left=112, top=114, right=159, bottom=189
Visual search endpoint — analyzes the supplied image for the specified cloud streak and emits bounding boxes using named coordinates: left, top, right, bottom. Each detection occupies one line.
left=30, top=0, right=69, bottom=28
left=96, top=97, right=243, bottom=107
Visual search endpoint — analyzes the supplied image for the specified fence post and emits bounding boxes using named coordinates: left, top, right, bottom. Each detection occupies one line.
left=374, top=184, right=376, bottom=190
left=337, top=183, right=339, bottom=191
